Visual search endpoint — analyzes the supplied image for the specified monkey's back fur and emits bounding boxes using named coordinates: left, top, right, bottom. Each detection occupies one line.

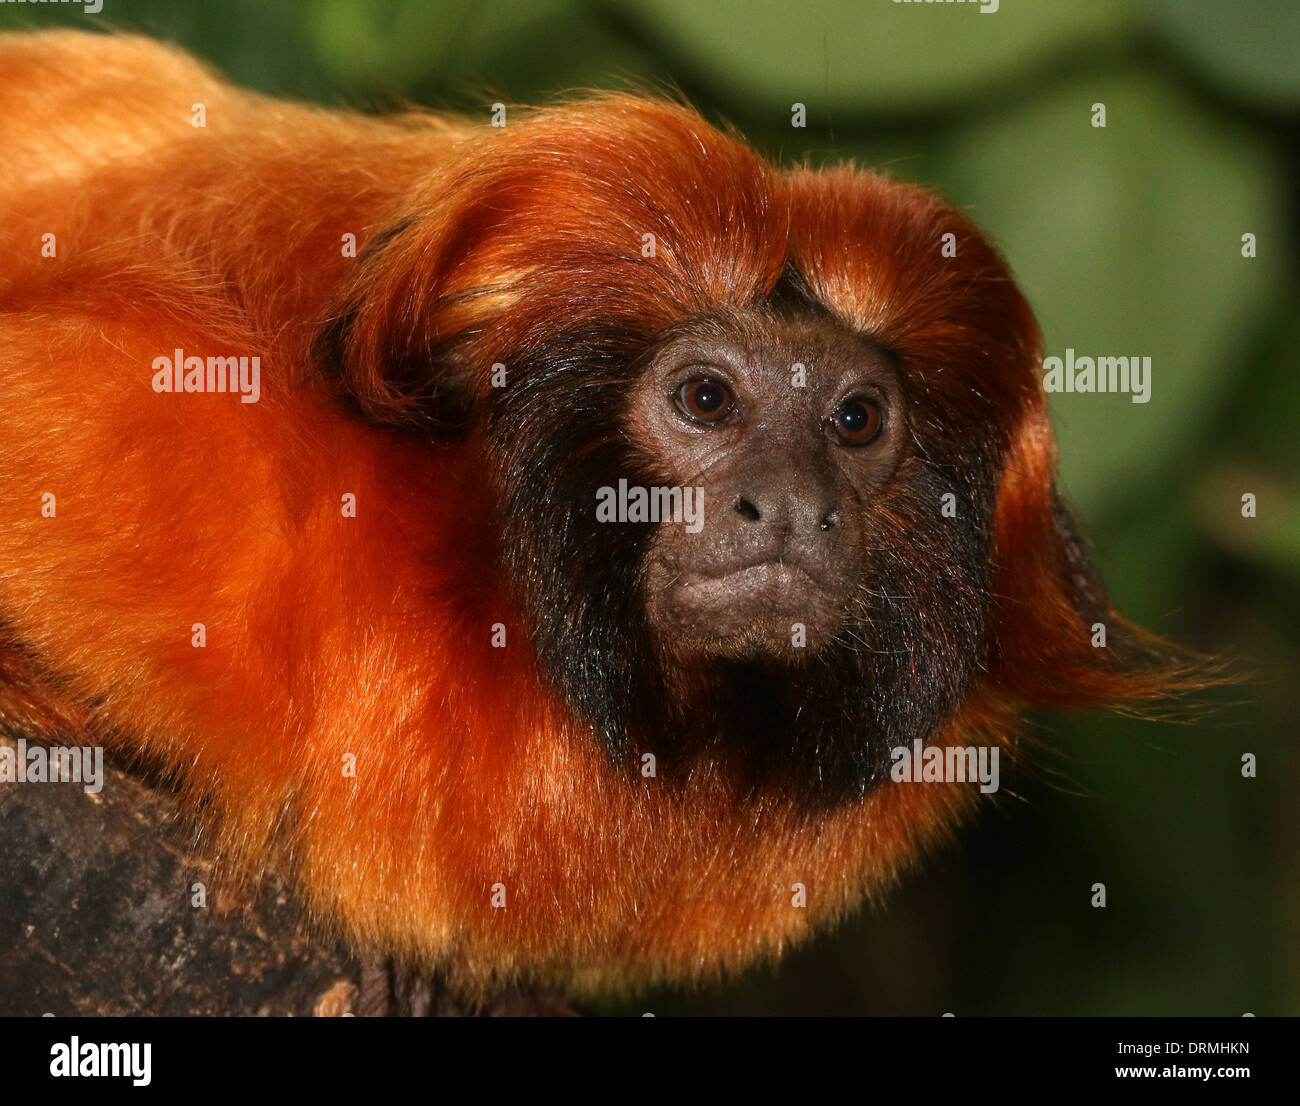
left=0, top=31, right=1191, bottom=995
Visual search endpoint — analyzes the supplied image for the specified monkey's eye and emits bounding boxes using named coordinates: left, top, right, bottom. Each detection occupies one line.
left=675, top=378, right=735, bottom=425
left=829, top=396, right=883, bottom=446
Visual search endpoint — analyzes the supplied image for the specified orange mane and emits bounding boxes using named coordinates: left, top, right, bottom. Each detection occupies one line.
left=0, top=31, right=1198, bottom=995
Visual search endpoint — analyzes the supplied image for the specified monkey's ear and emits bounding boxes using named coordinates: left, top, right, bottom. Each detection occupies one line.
left=313, top=215, right=493, bottom=436
left=986, top=403, right=1211, bottom=710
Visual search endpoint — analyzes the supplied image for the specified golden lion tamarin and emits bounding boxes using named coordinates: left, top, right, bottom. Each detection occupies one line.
left=0, top=30, right=1202, bottom=998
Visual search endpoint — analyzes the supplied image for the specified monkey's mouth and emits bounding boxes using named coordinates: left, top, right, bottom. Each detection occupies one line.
left=646, top=559, right=849, bottom=657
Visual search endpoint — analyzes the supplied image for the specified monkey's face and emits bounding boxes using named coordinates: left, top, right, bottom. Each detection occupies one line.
left=477, top=282, right=994, bottom=804
left=323, top=101, right=1049, bottom=804
left=631, top=310, right=907, bottom=661
left=321, top=97, right=1182, bottom=815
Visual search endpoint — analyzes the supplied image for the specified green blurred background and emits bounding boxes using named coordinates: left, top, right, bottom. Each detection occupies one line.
left=5, top=0, right=1295, bottom=1016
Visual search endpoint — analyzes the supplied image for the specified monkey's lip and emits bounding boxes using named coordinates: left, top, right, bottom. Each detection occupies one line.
left=663, top=561, right=844, bottom=630
left=675, top=561, right=825, bottom=602
left=651, top=560, right=845, bottom=654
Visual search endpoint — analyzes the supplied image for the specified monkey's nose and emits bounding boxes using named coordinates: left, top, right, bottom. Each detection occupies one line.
left=733, top=493, right=839, bottom=536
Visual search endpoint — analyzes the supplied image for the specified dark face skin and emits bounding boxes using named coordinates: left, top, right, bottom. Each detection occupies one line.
left=331, top=224, right=999, bottom=805
left=629, top=311, right=909, bottom=661
left=481, top=290, right=990, bottom=805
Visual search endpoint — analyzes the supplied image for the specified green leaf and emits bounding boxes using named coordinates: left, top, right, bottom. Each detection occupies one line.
left=1146, top=0, right=1300, bottom=109
left=602, top=0, right=1133, bottom=112
left=305, top=0, right=476, bottom=87
left=305, top=0, right=656, bottom=103
left=935, top=71, right=1287, bottom=514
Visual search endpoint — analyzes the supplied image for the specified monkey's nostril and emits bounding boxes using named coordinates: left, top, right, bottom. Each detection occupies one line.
left=735, top=497, right=761, bottom=522
left=819, top=510, right=838, bottom=532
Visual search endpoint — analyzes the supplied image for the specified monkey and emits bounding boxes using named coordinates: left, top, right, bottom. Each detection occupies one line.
left=0, top=30, right=1206, bottom=999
